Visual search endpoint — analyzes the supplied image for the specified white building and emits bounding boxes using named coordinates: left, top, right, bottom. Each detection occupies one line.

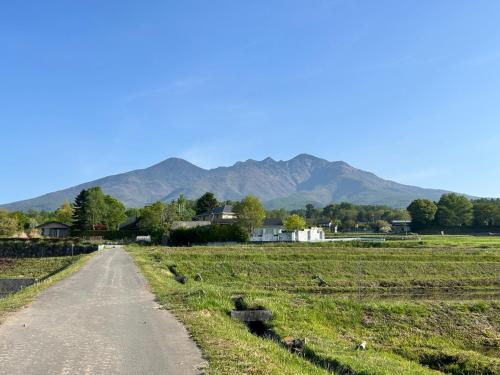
left=279, top=227, right=325, bottom=242
left=250, top=218, right=326, bottom=243
left=250, top=218, right=284, bottom=242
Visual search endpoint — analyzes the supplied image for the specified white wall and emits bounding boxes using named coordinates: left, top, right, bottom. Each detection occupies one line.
left=251, top=227, right=325, bottom=242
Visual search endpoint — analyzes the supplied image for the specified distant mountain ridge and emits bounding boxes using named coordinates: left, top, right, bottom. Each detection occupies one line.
left=1, top=154, right=455, bottom=211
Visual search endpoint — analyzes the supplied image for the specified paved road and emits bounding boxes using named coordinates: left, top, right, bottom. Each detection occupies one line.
left=0, top=246, right=204, bottom=375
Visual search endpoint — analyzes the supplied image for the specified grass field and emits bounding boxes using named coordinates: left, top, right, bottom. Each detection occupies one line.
left=0, top=256, right=76, bottom=279
left=128, top=236, right=500, bottom=375
left=0, top=253, right=93, bottom=321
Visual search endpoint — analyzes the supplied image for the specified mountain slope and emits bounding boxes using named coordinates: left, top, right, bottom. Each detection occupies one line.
left=1, top=154, right=453, bottom=211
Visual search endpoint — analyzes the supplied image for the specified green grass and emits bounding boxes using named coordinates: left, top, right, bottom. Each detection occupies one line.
left=0, top=257, right=76, bottom=279
left=0, top=253, right=94, bottom=321
left=127, top=237, right=500, bottom=375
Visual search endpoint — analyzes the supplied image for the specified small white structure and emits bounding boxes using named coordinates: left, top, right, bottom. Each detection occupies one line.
left=279, top=227, right=325, bottom=242
left=250, top=221, right=326, bottom=243
left=250, top=218, right=284, bottom=242
left=136, top=235, right=151, bottom=243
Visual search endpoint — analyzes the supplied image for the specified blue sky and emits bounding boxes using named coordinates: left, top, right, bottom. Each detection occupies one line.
left=1, top=0, right=500, bottom=204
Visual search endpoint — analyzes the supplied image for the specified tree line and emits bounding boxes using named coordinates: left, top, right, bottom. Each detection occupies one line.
left=267, top=202, right=410, bottom=232
left=407, top=193, right=500, bottom=230
left=1, top=189, right=498, bottom=238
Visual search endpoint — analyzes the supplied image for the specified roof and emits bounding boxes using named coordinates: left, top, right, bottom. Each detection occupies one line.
left=119, top=216, right=141, bottom=230
left=391, top=220, right=412, bottom=224
left=36, top=221, right=70, bottom=229
left=262, top=218, right=284, bottom=227
left=195, top=204, right=234, bottom=217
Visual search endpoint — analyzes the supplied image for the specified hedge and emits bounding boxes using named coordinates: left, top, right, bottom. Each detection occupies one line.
left=0, top=238, right=98, bottom=257
left=169, top=224, right=248, bottom=246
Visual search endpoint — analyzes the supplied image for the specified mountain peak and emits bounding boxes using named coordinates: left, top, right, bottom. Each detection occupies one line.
left=1, top=153, right=454, bottom=211
left=151, top=157, right=205, bottom=170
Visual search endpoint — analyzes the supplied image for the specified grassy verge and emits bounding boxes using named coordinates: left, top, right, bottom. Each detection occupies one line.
left=0, top=253, right=95, bottom=321
left=0, top=257, right=76, bottom=279
left=128, top=240, right=499, bottom=375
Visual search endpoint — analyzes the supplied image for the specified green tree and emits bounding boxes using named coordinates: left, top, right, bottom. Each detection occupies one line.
left=341, top=219, right=356, bottom=231
left=372, top=220, right=392, bottom=233
left=175, top=194, right=196, bottom=220
left=139, top=201, right=168, bottom=233
left=55, top=201, right=74, bottom=225
left=407, top=199, right=438, bottom=230
left=102, top=195, right=126, bottom=230
left=125, top=207, right=141, bottom=218
left=72, top=189, right=90, bottom=230
left=473, top=199, right=500, bottom=226
left=305, top=204, right=319, bottom=219
left=436, top=193, right=473, bottom=227
left=195, top=192, right=218, bottom=214
left=9, top=211, right=29, bottom=232
left=0, top=210, right=18, bottom=237
left=87, top=187, right=107, bottom=230
left=234, top=195, right=266, bottom=233
left=284, top=214, right=306, bottom=231
left=266, top=208, right=288, bottom=220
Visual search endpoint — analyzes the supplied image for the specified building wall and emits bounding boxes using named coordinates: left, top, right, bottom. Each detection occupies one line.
left=251, top=227, right=325, bottom=242
left=41, top=228, right=70, bottom=238
left=250, top=227, right=283, bottom=242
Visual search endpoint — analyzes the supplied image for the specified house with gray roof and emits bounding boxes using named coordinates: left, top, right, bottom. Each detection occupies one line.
left=37, top=221, right=70, bottom=238
left=193, top=205, right=238, bottom=223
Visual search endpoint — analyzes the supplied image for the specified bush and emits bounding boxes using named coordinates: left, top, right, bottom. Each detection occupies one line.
left=169, top=224, right=248, bottom=246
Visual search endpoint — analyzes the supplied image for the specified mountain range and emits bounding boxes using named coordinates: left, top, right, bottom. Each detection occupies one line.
left=1, top=154, right=455, bottom=211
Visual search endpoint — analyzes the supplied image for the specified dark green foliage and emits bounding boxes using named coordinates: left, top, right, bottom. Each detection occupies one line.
left=72, top=188, right=126, bottom=231
left=319, top=202, right=410, bottom=226
left=407, top=199, right=438, bottom=230
left=473, top=199, right=500, bottom=226
left=195, top=192, right=219, bottom=214
left=169, top=224, right=248, bottom=245
left=72, top=189, right=90, bottom=230
left=436, top=193, right=474, bottom=227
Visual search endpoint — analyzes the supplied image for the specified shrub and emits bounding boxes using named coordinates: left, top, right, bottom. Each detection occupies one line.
left=169, top=224, right=248, bottom=246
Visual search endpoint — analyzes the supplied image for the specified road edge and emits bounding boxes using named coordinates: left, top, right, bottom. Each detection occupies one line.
left=0, top=251, right=97, bottom=325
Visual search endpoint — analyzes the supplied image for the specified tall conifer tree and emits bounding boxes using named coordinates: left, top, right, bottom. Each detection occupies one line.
left=72, top=189, right=90, bottom=230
